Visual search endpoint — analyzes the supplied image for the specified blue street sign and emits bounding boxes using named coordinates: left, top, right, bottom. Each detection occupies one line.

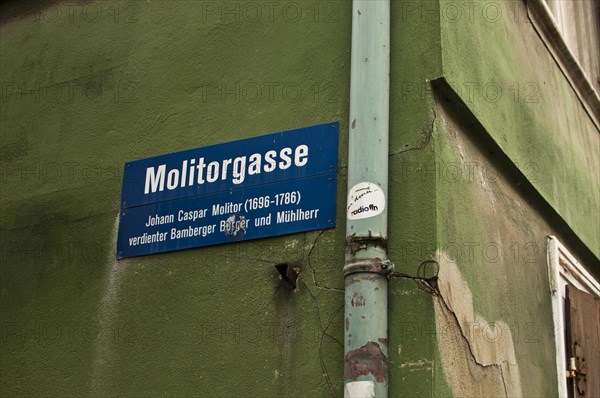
left=120, top=122, right=339, bottom=209
left=116, top=122, right=339, bottom=259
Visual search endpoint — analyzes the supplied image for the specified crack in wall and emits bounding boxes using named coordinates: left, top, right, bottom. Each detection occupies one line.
left=300, top=280, right=343, bottom=398
left=433, top=251, right=522, bottom=398
left=388, top=107, right=437, bottom=157
left=436, top=293, right=510, bottom=398
left=299, top=230, right=344, bottom=397
left=304, top=230, right=343, bottom=292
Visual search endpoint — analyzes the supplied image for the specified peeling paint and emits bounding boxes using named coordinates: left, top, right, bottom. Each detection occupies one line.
left=399, top=358, right=432, bottom=369
left=351, top=291, right=366, bottom=307
left=223, top=214, right=247, bottom=239
left=344, top=341, right=387, bottom=382
left=434, top=251, right=522, bottom=397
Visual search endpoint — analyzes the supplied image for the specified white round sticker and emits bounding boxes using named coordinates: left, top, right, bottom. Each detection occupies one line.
left=347, top=182, right=385, bottom=220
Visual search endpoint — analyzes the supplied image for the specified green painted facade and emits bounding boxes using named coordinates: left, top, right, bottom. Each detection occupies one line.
left=1, top=1, right=598, bottom=397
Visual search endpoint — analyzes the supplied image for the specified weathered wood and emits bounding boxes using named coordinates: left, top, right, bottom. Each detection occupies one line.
left=567, top=285, right=600, bottom=398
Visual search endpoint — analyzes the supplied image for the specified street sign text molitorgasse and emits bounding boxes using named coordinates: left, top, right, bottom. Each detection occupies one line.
left=116, top=122, right=339, bottom=259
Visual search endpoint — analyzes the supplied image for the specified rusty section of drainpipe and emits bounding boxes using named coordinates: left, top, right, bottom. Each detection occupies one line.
left=344, top=240, right=393, bottom=397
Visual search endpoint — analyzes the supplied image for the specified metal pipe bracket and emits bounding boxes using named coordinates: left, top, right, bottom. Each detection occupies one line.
left=343, top=259, right=395, bottom=277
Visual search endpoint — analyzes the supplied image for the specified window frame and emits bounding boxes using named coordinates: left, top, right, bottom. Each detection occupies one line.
left=528, top=0, right=600, bottom=129
left=546, top=236, right=600, bottom=398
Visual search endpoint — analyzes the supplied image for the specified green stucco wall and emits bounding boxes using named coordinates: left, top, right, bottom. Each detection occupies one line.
left=428, top=0, right=599, bottom=396
left=1, top=1, right=351, bottom=396
left=438, top=0, right=600, bottom=259
left=1, top=1, right=598, bottom=397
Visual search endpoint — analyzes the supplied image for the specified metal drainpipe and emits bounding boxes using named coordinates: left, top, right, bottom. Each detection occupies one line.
left=344, top=1, right=391, bottom=398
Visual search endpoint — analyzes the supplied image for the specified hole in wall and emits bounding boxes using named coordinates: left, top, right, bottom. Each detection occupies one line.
left=274, top=262, right=299, bottom=290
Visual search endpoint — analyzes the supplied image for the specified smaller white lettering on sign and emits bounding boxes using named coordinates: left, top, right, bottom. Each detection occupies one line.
left=346, top=182, right=385, bottom=220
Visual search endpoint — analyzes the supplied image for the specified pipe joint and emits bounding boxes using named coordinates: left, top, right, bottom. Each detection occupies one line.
left=346, top=236, right=387, bottom=256
left=343, top=259, right=395, bottom=277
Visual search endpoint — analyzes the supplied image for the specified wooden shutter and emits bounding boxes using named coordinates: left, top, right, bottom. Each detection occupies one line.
left=566, top=285, right=600, bottom=397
